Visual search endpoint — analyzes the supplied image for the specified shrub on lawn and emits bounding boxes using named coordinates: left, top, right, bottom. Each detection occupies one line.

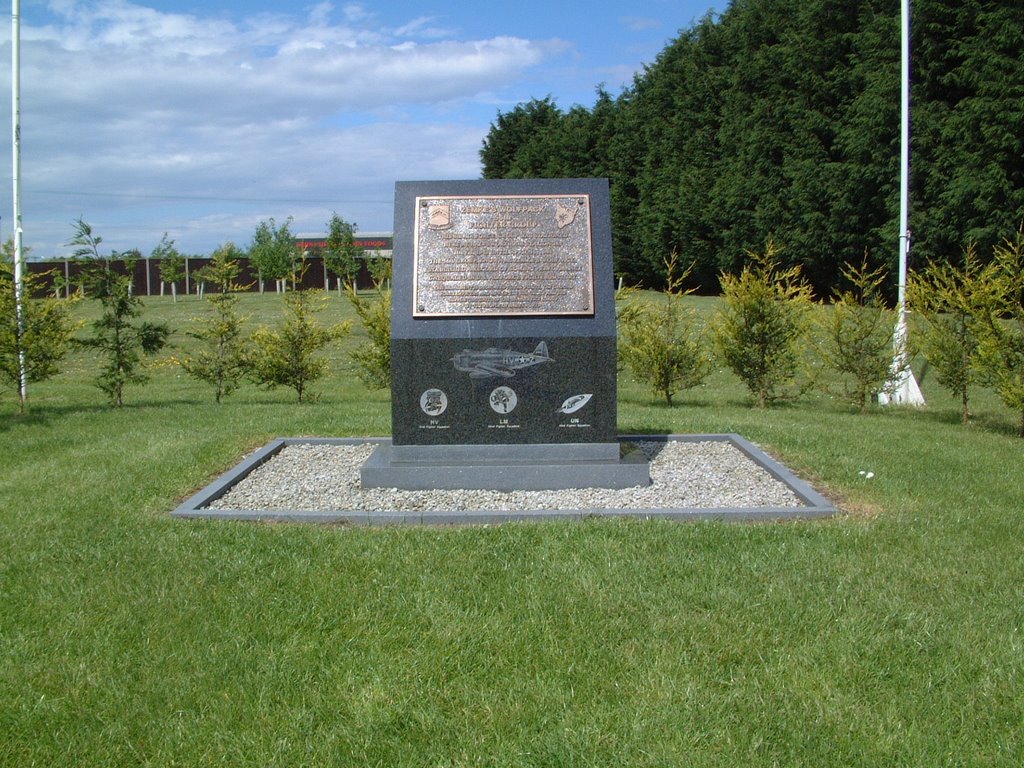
left=1, top=243, right=78, bottom=412
left=248, top=283, right=351, bottom=403
left=820, top=257, right=901, bottom=411
left=908, top=244, right=989, bottom=424
left=70, top=220, right=171, bottom=407
left=974, top=229, right=1024, bottom=436
left=713, top=241, right=813, bottom=407
left=346, top=279, right=391, bottom=390
left=619, top=250, right=710, bottom=406
left=181, top=243, right=252, bottom=403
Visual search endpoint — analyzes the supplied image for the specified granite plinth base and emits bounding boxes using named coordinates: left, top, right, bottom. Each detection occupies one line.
left=360, top=441, right=651, bottom=491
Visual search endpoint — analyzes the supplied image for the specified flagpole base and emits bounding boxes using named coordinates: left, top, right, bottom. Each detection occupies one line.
left=879, top=369, right=925, bottom=406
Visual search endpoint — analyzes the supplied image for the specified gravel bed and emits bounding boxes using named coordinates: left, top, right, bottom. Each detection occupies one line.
left=208, top=440, right=805, bottom=513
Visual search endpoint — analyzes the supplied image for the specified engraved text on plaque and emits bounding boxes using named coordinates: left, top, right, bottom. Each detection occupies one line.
left=413, top=195, right=595, bottom=317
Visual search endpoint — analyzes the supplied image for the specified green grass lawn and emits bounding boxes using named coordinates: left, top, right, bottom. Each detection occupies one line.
left=1, top=293, right=1022, bottom=766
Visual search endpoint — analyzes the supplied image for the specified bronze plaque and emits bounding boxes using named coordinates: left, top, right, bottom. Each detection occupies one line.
left=413, top=194, right=595, bottom=317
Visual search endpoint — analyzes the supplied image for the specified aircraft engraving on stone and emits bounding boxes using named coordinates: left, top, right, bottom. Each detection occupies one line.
left=452, top=342, right=553, bottom=379
left=556, top=394, right=592, bottom=414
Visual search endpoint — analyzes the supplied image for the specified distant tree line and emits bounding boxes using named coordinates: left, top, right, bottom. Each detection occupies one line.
left=480, top=0, right=1023, bottom=296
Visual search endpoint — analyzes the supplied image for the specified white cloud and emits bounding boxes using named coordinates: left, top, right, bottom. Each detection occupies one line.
left=6, top=0, right=568, bottom=256
left=341, top=3, right=371, bottom=24
left=621, top=16, right=661, bottom=32
left=394, top=16, right=456, bottom=40
left=308, top=2, right=334, bottom=27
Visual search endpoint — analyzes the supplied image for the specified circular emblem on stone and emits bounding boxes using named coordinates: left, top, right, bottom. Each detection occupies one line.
left=420, top=388, right=448, bottom=416
left=489, top=386, right=517, bottom=414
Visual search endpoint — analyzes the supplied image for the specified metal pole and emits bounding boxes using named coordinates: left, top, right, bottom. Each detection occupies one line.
left=897, top=0, right=911, bottom=324
left=881, top=0, right=924, bottom=406
left=12, top=0, right=27, bottom=408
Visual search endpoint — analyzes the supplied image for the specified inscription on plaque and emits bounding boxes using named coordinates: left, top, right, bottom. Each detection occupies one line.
left=413, top=195, right=595, bottom=317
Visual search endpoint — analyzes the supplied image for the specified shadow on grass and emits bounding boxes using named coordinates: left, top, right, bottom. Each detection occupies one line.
left=4, top=401, right=113, bottom=425
left=620, top=396, right=719, bottom=410
left=882, top=399, right=1022, bottom=439
left=620, top=424, right=674, bottom=436
left=958, top=411, right=1022, bottom=439
left=5, top=392, right=315, bottom=424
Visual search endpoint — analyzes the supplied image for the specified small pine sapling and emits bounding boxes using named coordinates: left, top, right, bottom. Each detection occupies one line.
left=1, top=242, right=79, bottom=411
left=713, top=241, right=813, bottom=407
left=346, top=278, right=391, bottom=390
left=181, top=243, right=251, bottom=402
left=973, top=229, right=1024, bottom=436
left=619, top=250, right=710, bottom=405
left=248, top=276, right=351, bottom=403
left=908, top=244, right=989, bottom=424
left=820, top=257, right=901, bottom=411
left=70, top=219, right=170, bottom=407
left=614, top=281, right=643, bottom=374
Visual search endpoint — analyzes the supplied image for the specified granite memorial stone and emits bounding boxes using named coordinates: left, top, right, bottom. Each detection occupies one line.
left=361, top=178, right=649, bottom=491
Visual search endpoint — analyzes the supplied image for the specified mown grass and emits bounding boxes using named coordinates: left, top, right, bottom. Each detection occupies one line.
left=1, top=292, right=1022, bottom=766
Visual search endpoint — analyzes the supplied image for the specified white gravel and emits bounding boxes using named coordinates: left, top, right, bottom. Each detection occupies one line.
left=208, top=440, right=805, bottom=513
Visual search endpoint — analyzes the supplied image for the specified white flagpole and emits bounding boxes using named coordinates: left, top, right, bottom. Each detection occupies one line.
left=880, top=0, right=925, bottom=406
left=12, top=0, right=27, bottom=409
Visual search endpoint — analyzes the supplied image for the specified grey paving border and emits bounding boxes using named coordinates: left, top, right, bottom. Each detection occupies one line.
left=172, top=434, right=836, bottom=525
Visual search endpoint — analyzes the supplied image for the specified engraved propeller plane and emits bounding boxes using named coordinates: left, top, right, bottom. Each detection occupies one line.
left=452, top=342, right=553, bottom=379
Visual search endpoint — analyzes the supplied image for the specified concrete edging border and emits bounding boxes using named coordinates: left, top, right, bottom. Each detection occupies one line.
left=172, top=434, right=836, bottom=525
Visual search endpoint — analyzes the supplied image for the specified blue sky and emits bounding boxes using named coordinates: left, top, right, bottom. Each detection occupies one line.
left=3, top=0, right=726, bottom=258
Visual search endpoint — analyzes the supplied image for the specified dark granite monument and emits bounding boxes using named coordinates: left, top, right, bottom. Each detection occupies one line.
left=360, top=178, right=650, bottom=491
